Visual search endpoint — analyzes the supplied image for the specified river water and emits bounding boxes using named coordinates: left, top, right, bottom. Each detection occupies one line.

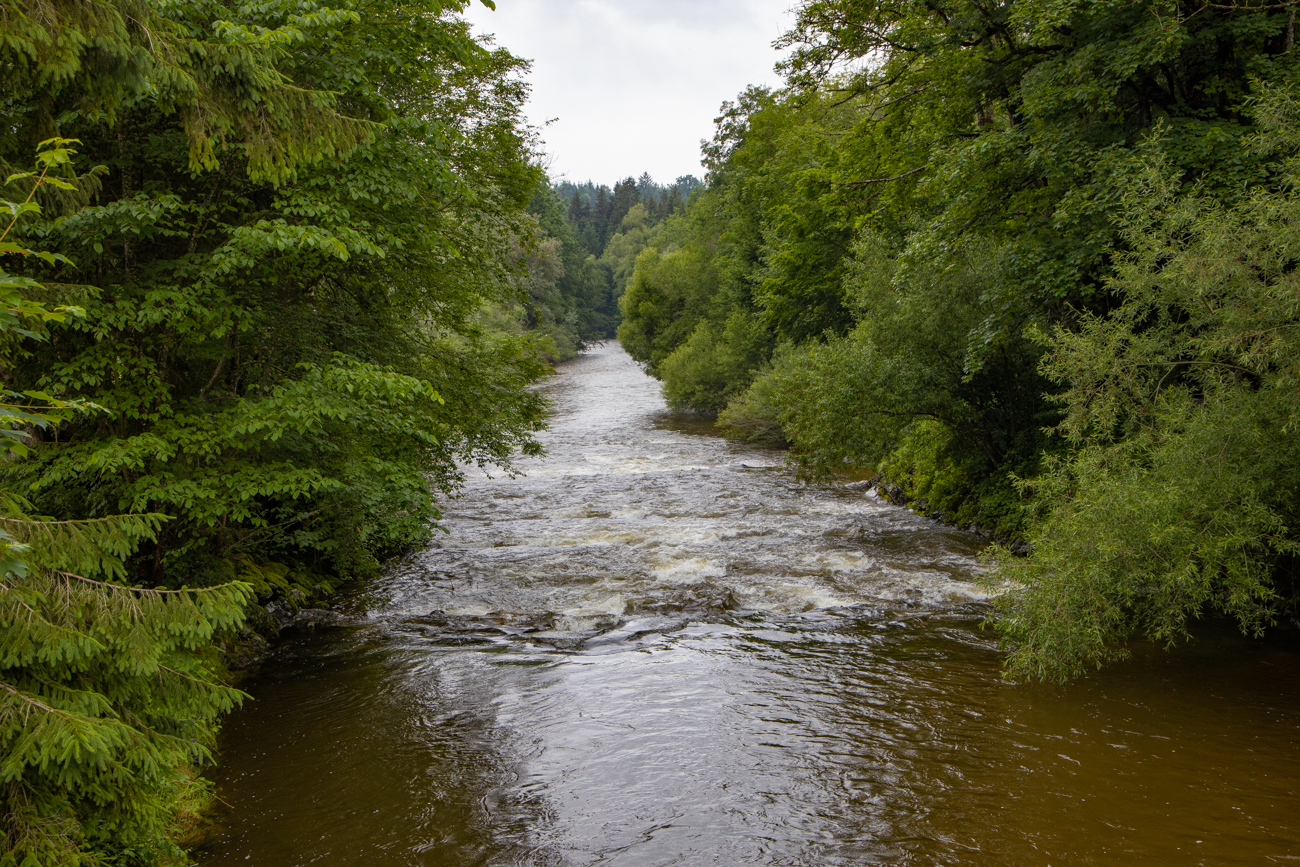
left=201, top=342, right=1300, bottom=866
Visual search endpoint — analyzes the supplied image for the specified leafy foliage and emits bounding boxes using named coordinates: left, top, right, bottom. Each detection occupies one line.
left=0, top=0, right=553, bottom=861
left=993, top=89, right=1300, bottom=680
left=0, top=140, right=102, bottom=458
left=618, top=0, right=1300, bottom=675
left=5, top=0, right=549, bottom=592
left=0, top=0, right=373, bottom=184
left=0, top=142, right=252, bottom=866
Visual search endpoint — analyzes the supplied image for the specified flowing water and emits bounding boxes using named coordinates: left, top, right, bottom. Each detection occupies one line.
left=200, top=343, right=1300, bottom=866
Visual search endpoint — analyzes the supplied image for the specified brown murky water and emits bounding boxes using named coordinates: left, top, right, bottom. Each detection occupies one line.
left=200, top=342, right=1300, bottom=866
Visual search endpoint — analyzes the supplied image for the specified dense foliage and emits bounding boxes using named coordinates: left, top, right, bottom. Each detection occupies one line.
left=5, top=0, right=549, bottom=593
left=506, top=173, right=701, bottom=360
left=1, top=0, right=554, bottom=861
left=2, top=141, right=253, bottom=867
left=506, top=182, right=619, bottom=360
left=995, top=91, right=1300, bottom=680
left=557, top=174, right=702, bottom=257
left=617, top=0, right=1300, bottom=679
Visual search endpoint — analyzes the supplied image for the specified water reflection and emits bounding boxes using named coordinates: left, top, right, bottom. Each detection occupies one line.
left=201, top=343, right=1300, bottom=866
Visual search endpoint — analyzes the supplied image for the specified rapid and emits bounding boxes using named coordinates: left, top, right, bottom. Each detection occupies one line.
left=200, top=342, right=1300, bottom=866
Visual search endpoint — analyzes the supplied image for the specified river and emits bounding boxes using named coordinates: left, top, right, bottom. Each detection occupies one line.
left=200, top=342, right=1300, bottom=866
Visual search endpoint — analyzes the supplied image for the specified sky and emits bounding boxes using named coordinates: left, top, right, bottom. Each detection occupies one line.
left=460, top=0, right=797, bottom=187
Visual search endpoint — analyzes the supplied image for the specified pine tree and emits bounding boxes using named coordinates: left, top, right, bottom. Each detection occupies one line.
left=1, top=141, right=252, bottom=866
left=606, top=178, right=639, bottom=247
left=0, top=0, right=370, bottom=184
left=593, top=186, right=612, bottom=254
left=0, top=509, right=250, bottom=865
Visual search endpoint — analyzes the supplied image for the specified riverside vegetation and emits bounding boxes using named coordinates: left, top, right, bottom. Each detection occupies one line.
left=3, top=0, right=1300, bottom=863
left=0, top=0, right=590, bottom=861
left=611, top=0, right=1300, bottom=681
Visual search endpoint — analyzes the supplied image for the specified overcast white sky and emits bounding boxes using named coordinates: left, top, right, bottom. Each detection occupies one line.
left=461, top=0, right=797, bottom=186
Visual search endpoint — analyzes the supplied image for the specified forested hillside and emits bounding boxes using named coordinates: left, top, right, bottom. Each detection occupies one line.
left=557, top=174, right=703, bottom=255
left=514, top=173, right=701, bottom=358
left=618, top=0, right=1300, bottom=680
left=0, top=0, right=557, bottom=862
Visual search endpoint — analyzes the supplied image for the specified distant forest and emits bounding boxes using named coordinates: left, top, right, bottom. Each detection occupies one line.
left=513, top=173, right=703, bottom=359
left=556, top=175, right=703, bottom=255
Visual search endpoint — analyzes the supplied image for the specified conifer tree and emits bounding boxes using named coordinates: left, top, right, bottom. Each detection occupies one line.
left=0, top=141, right=251, bottom=867
left=4, top=0, right=548, bottom=594
left=606, top=178, right=639, bottom=247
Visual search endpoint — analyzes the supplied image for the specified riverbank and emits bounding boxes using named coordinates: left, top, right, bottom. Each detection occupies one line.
left=197, top=343, right=1300, bottom=866
left=849, top=473, right=1030, bottom=554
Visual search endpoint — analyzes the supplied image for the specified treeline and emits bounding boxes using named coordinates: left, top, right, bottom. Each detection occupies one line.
left=1, top=0, right=552, bottom=862
left=513, top=173, right=702, bottom=359
left=618, top=0, right=1300, bottom=681
left=557, top=174, right=703, bottom=255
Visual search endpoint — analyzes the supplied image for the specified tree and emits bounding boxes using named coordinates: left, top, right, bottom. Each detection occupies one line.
left=5, top=0, right=549, bottom=593
left=0, top=1, right=553, bottom=859
left=524, top=182, right=618, bottom=352
left=0, top=140, right=252, bottom=867
left=621, top=0, right=1300, bottom=545
left=617, top=237, right=719, bottom=375
left=605, top=178, right=640, bottom=249
left=992, top=89, right=1300, bottom=681
left=0, top=0, right=371, bottom=185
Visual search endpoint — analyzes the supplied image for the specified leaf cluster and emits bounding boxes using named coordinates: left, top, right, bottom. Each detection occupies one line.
left=618, top=0, right=1300, bottom=673
left=0, top=0, right=550, bottom=860
left=992, top=85, right=1300, bottom=679
left=0, top=506, right=251, bottom=865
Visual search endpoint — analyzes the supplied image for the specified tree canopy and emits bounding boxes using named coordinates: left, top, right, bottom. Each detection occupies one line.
left=0, top=0, right=556, bottom=861
left=617, top=0, right=1300, bottom=680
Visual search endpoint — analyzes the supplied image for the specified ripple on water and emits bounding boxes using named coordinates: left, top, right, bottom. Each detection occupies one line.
left=201, top=343, right=1300, bottom=867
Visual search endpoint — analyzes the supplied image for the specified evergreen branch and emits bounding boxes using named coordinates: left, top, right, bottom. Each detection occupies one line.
left=49, top=570, right=230, bottom=596
left=116, top=707, right=211, bottom=758
left=155, top=663, right=240, bottom=694
left=0, top=577, right=102, bottom=648
left=0, top=514, right=163, bottom=528
left=0, top=680, right=77, bottom=725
